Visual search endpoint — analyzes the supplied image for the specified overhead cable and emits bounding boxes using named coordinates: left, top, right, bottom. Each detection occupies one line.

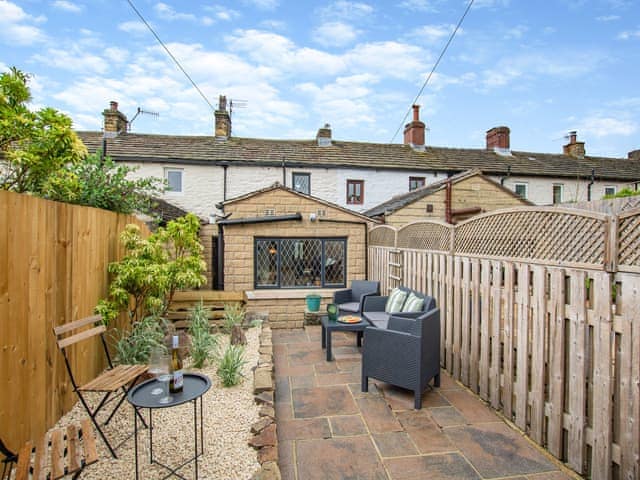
left=390, top=0, right=475, bottom=144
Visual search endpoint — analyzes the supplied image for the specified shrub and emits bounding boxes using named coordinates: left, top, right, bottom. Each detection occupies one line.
left=603, top=187, right=640, bottom=199
left=111, top=315, right=166, bottom=365
left=217, top=344, right=247, bottom=387
left=188, top=300, right=219, bottom=369
left=223, top=303, right=246, bottom=332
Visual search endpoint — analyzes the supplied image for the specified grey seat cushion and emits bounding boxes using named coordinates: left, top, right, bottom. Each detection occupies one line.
left=363, top=311, right=390, bottom=329
left=338, top=302, right=360, bottom=313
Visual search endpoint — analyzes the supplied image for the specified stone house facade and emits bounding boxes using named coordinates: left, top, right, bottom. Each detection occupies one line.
left=76, top=99, right=640, bottom=221
left=365, top=169, right=532, bottom=227
left=208, top=184, right=374, bottom=328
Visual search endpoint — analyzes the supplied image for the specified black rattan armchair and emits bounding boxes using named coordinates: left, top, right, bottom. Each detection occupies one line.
left=332, top=280, right=380, bottom=316
left=361, top=308, right=440, bottom=409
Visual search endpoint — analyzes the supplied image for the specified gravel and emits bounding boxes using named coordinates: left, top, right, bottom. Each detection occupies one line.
left=51, top=327, right=261, bottom=479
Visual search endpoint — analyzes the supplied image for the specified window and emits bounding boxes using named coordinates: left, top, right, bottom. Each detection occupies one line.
left=254, top=238, right=346, bottom=289
left=514, top=183, right=528, bottom=199
left=347, top=180, right=364, bottom=204
left=604, top=186, right=616, bottom=197
left=165, top=168, right=183, bottom=193
left=553, top=184, right=563, bottom=204
left=409, top=176, right=425, bottom=191
left=292, top=172, right=310, bottom=195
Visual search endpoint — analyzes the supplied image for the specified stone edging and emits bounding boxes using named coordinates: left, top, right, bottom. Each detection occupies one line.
left=249, top=323, right=281, bottom=480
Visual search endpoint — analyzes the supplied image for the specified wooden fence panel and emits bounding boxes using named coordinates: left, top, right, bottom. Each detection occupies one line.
left=514, top=263, right=530, bottom=432
left=0, top=191, right=148, bottom=451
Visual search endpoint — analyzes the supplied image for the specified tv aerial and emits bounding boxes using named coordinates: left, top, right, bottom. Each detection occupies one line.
left=128, top=107, right=159, bottom=132
left=229, top=99, right=247, bottom=120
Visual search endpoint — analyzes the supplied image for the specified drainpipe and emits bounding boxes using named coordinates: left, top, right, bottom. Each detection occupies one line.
left=282, top=156, right=286, bottom=186
left=216, top=223, right=225, bottom=290
left=101, top=136, right=107, bottom=163
left=500, top=165, right=512, bottom=186
left=587, top=168, right=595, bottom=201
left=445, top=179, right=452, bottom=224
left=222, top=163, right=228, bottom=201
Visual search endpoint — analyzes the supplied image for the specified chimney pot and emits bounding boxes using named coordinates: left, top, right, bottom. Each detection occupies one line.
left=103, top=100, right=127, bottom=135
left=403, top=105, right=426, bottom=150
left=563, top=130, right=585, bottom=158
left=629, top=149, right=640, bottom=161
left=110, top=101, right=118, bottom=111
left=214, top=94, right=231, bottom=139
left=316, top=124, right=332, bottom=146
left=486, top=126, right=510, bottom=150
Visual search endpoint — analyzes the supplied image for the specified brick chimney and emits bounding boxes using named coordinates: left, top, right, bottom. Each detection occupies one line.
left=316, top=123, right=332, bottom=147
left=628, top=149, right=640, bottom=161
left=102, top=101, right=128, bottom=136
left=563, top=131, right=585, bottom=158
left=486, top=126, right=510, bottom=150
left=215, top=95, right=231, bottom=139
left=403, top=105, right=425, bottom=151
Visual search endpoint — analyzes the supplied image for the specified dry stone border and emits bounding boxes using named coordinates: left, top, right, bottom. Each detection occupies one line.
left=249, top=324, right=282, bottom=480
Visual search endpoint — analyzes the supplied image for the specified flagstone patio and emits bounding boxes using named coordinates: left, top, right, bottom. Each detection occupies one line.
left=273, top=325, right=578, bottom=480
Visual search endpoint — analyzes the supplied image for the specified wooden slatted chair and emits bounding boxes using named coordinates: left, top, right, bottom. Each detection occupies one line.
left=54, top=315, right=148, bottom=458
left=14, top=418, right=99, bottom=480
left=1, top=437, right=18, bottom=480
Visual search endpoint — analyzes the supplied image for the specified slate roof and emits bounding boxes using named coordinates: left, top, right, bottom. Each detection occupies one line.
left=77, top=131, right=640, bottom=182
left=364, top=169, right=533, bottom=218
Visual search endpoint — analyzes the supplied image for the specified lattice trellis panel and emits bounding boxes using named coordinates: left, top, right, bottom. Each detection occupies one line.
left=368, top=225, right=397, bottom=247
left=617, top=208, right=640, bottom=271
left=397, top=221, right=452, bottom=252
left=454, top=209, right=608, bottom=268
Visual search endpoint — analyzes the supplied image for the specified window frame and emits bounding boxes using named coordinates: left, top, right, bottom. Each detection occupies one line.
left=552, top=183, right=563, bottom=204
left=514, top=183, right=528, bottom=199
left=346, top=179, right=364, bottom=205
left=253, top=237, right=347, bottom=289
left=604, top=186, right=616, bottom=197
left=409, top=176, right=426, bottom=191
left=165, top=168, right=183, bottom=193
left=292, top=172, right=311, bottom=195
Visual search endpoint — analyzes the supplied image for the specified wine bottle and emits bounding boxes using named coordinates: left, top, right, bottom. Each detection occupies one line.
left=169, top=335, right=184, bottom=393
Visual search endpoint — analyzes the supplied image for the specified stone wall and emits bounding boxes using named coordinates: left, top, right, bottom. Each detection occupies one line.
left=245, top=290, right=336, bottom=329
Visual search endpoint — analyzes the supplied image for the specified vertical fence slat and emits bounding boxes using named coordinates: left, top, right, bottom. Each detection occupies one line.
left=515, top=263, right=530, bottom=431
left=592, top=271, right=613, bottom=480
left=469, top=258, right=481, bottom=394
left=502, top=262, right=515, bottom=420
left=618, top=273, right=639, bottom=479
left=479, top=259, right=491, bottom=401
left=547, top=269, right=566, bottom=458
left=530, top=265, right=547, bottom=444
left=453, top=256, right=462, bottom=381
left=567, top=269, right=587, bottom=473
left=490, top=260, right=502, bottom=410
left=445, top=255, right=454, bottom=373
left=460, top=258, right=471, bottom=386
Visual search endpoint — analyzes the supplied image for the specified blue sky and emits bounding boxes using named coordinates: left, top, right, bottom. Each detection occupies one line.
left=1, top=0, right=639, bottom=158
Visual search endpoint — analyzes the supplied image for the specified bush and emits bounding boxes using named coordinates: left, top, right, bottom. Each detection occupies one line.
left=223, top=303, right=246, bottom=332
left=111, top=315, right=166, bottom=365
left=603, top=187, right=640, bottom=199
left=217, top=344, right=246, bottom=387
left=188, top=301, right=219, bottom=369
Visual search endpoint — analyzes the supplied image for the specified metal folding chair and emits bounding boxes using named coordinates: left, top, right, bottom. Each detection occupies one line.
left=54, top=315, right=148, bottom=458
left=0, top=437, right=17, bottom=480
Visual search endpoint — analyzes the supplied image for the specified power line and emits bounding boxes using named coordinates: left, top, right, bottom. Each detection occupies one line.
left=390, top=0, right=475, bottom=144
left=125, top=0, right=216, bottom=112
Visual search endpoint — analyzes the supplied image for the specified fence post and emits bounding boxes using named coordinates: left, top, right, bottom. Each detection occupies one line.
left=604, top=215, right=618, bottom=272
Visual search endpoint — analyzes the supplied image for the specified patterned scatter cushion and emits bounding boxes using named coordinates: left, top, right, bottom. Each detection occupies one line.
left=401, top=292, right=424, bottom=312
left=385, top=288, right=408, bottom=313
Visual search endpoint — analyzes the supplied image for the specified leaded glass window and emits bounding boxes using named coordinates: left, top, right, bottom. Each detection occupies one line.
left=254, top=237, right=346, bottom=288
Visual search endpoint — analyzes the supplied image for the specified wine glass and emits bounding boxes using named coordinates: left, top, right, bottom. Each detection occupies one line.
left=157, top=358, right=173, bottom=404
left=148, top=347, right=167, bottom=395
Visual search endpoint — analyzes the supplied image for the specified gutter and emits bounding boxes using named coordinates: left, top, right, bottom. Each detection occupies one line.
left=217, top=213, right=302, bottom=226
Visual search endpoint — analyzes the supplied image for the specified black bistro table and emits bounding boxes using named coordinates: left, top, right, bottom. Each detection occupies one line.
left=321, top=315, right=370, bottom=361
left=127, top=373, right=211, bottom=480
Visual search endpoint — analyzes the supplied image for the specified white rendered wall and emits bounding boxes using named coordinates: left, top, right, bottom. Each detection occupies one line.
left=498, top=176, right=632, bottom=205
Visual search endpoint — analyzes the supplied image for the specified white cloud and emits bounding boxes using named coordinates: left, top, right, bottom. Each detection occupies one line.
left=398, top=0, right=439, bottom=12
left=313, top=22, right=359, bottom=47
left=204, top=5, right=240, bottom=21
left=347, top=41, right=426, bottom=79
left=118, top=20, right=148, bottom=35
left=317, top=1, right=374, bottom=20
left=260, top=19, right=286, bottom=30
left=618, top=29, right=640, bottom=40
left=244, top=0, right=279, bottom=10
left=596, top=14, right=620, bottom=21
left=154, top=3, right=197, bottom=22
left=0, top=1, right=47, bottom=45
left=411, top=24, right=457, bottom=44
left=31, top=46, right=110, bottom=74
left=52, top=1, right=82, bottom=13
left=473, top=0, right=510, bottom=7
left=504, top=25, right=528, bottom=39
left=577, top=116, right=638, bottom=137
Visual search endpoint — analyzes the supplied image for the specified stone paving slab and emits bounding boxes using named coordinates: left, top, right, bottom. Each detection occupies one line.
left=273, top=326, right=578, bottom=480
